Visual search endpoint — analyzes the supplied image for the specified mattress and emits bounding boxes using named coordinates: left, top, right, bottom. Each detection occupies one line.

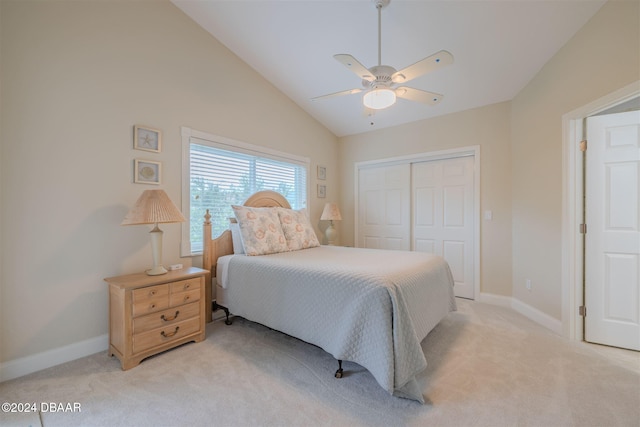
left=215, top=245, right=456, bottom=402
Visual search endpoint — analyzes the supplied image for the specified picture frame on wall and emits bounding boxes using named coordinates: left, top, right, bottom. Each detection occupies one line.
left=317, top=165, right=326, bottom=180
left=134, top=125, right=162, bottom=153
left=317, top=184, right=326, bottom=198
left=134, top=159, right=161, bottom=185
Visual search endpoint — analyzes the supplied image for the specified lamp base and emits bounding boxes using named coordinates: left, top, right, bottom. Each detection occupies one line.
left=147, top=225, right=167, bottom=275
left=146, top=266, right=168, bottom=276
left=325, top=223, right=338, bottom=246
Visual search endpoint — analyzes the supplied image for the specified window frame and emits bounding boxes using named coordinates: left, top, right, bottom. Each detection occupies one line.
left=181, top=127, right=310, bottom=256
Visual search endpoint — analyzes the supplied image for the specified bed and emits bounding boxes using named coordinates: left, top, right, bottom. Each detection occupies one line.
left=203, top=191, right=456, bottom=403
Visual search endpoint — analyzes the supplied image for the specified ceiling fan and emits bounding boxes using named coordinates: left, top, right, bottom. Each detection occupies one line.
left=312, top=0, right=453, bottom=111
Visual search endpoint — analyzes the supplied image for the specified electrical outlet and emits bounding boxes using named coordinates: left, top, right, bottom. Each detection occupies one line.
left=526, top=279, right=532, bottom=291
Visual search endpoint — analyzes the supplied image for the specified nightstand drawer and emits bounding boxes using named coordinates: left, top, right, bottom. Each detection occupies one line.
left=132, top=284, right=169, bottom=317
left=169, top=287, right=200, bottom=306
left=170, top=278, right=200, bottom=294
left=132, top=317, right=201, bottom=354
left=132, top=301, right=200, bottom=334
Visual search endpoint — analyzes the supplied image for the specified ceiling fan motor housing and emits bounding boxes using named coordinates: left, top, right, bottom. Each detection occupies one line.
left=363, top=64, right=397, bottom=89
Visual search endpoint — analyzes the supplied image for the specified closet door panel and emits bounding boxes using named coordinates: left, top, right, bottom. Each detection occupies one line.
left=412, top=157, right=475, bottom=299
left=357, top=164, right=411, bottom=250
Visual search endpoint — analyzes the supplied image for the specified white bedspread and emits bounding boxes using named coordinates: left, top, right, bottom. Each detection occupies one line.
left=217, top=245, right=456, bottom=402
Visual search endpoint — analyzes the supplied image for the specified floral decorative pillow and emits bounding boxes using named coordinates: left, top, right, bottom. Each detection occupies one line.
left=231, top=206, right=288, bottom=256
left=277, top=208, right=320, bottom=251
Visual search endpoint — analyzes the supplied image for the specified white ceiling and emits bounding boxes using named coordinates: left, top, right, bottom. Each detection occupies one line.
left=172, top=0, right=606, bottom=137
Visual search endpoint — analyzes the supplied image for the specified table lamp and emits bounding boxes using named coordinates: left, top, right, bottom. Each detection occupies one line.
left=121, top=189, right=186, bottom=275
left=320, top=202, right=342, bottom=245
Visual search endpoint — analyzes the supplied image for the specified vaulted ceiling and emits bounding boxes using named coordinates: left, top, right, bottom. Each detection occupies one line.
left=172, top=0, right=606, bottom=137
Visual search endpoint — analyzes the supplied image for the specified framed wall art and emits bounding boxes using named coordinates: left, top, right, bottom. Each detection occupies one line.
left=134, top=125, right=162, bottom=153
left=317, top=165, right=326, bottom=180
left=134, top=159, right=161, bottom=185
left=317, top=184, right=326, bottom=198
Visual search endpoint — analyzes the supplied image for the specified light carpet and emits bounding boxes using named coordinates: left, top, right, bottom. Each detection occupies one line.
left=1, top=299, right=638, bottom=427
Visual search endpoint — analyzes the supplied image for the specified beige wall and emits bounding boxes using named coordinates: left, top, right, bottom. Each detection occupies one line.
left=339, top=102, right=513, bottom=297
left=0, top=0, right=337, bottom=364
left=511, top=0, right=639, bottom=320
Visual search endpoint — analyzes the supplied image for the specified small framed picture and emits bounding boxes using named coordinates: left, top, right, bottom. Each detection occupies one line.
left=317, top=165, right=326, bottom=180
left=317, top=184, right=326, bottom=198
left=134, top=159, right=161, bottom=185
left=134, top=125, right=161, bottom=153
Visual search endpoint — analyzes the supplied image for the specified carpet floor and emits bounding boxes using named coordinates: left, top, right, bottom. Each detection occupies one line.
left=1, top=298, right=638, bottom=427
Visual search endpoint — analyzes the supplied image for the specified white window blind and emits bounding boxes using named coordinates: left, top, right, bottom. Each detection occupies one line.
left=181, top=128, right=308, bottom=255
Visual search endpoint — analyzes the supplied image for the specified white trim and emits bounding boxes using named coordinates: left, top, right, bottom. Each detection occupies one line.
left=354, top=145, right=480, bottom=301
left=356, top=146, right=477, bottom=169
left=180, top=127, right=192, bottom=257
left=478, top=292, right=512, bottom=307
left=184, top=127, right=310, bottom=165
left=561, top=81, right=640, bottom=341
left=480, top=293, right=563, bottom=335
left=0, top=334, right=108, bottom=383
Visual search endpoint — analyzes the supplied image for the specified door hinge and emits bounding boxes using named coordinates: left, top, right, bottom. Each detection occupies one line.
left=580, top=140, right=587, bottom=152
left=580, top=223, right=587, bottom=234
left=579, top=306, right=587, bottom=317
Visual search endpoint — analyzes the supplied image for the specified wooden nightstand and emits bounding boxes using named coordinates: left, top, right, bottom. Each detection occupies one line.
left=105, top=267, right=207, bottom=370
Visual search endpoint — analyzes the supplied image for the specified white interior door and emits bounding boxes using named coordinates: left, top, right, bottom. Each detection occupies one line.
left=585, top=110, right=640, bottom=350
left=357, top=164, right=411, bottom=250
left=412, top=157, right=475, bottom=299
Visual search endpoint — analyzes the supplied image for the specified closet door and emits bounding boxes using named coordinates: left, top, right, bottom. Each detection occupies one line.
left=357, top=164, right=411, bottom=250
left=412, top=157, right=475, bottom=299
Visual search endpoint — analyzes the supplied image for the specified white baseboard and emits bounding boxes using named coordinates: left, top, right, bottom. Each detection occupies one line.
left=0, top=334, right=109, bottom=383
left=478, top=292, right=512, bottom=307
left=479, top=293, right=563, bottom=336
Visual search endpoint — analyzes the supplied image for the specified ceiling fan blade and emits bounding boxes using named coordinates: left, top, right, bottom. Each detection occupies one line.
left=334, top=54, right=376, bottom=82
left=392, top=50, right=454, bottom=84
left=395, top=87, right=444, bottom=106
left=311, top=88, right=363, bottom=101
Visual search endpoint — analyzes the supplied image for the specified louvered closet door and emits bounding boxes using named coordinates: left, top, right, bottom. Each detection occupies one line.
left=357, top=164, right=411, bottom=250
left=412, top=157, right=475, bottom=299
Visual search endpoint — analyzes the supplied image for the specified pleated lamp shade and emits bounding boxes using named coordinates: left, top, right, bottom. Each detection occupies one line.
left=121, top=189, right=185, bottom=226
left=121, top=189, right=185, bottom=275
left=320, top=203, right=342, bottom=222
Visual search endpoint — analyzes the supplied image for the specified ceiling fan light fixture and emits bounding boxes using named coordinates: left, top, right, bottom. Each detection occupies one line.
left=363, top=88, right=396, bottom=110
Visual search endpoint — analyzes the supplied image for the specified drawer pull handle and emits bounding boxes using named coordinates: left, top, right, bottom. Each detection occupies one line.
left=183, top=296, right=190, bottom=302
left=184, top=284, right=190, bottom=290
left=161, top=311, right=180, bottom=322
left=149, top=290, right=156, bottom=296
left=150, top=304, right=156, bottom=309
left=161, top=326, right=179, bottom=338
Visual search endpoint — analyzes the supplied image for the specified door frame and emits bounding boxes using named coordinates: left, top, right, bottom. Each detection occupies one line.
left=354, top=145, right=481, bottom=300
left=561, top=80, right=640, bottom=341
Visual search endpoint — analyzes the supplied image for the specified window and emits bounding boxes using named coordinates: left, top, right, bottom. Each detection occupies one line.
left=181, top=128, right=309, bottom=255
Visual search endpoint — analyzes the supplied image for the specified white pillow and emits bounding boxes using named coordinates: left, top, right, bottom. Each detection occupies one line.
left=277, top=208, right=320, bottom=251
left=231, top=205, right=288, bottom=256
left=229, top=221, right=245, bottom=255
